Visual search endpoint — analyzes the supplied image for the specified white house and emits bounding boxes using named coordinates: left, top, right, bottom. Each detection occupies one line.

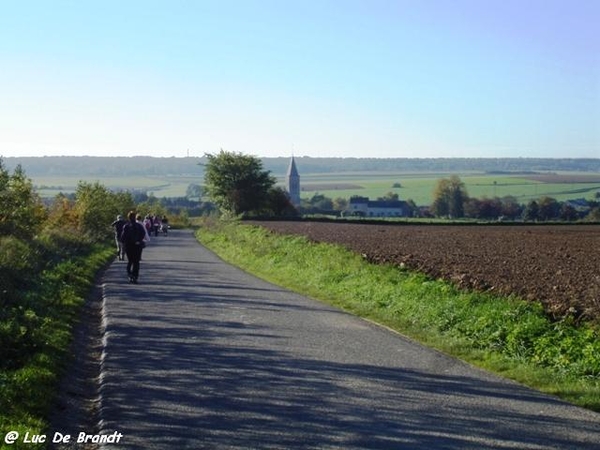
left=348, top=196, right=409, bottom=217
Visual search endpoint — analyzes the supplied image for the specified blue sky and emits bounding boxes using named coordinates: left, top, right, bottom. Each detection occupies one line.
left=0, top=0, right=598, bottom=159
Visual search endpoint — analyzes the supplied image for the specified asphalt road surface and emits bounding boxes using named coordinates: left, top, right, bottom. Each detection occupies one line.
left=98, top=229, right=600, bottom=449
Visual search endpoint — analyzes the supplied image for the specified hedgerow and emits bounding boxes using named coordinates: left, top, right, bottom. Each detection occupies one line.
left=0, top=159, right=131, bottom=444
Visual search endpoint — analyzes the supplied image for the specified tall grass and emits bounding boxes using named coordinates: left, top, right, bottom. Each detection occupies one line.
left=197, top=220, right=600, bottom=411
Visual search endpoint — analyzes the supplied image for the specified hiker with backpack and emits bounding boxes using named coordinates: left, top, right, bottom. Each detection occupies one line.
left=121, top=211, right=150, bottom=284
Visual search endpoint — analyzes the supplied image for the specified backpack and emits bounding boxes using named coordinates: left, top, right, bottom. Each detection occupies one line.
left=122, top=222, right=146, bottom=247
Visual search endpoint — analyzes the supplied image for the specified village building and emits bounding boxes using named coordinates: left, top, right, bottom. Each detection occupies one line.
left=284, top=157, right=410, bottom=217
left=286, top=156, right=301, bottom=207
left=348, top=196, right=410, bottom=217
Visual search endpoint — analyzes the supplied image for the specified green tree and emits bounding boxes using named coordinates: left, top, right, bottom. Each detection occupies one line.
left=203, top=150, right=276, bottom=216
left=587, top=207, right=600, bottom=222
left=332, top=197, right=348, bottom=211
left=538, top=196, right=560, bottom=221
left=0, top=161, right=45, bottom=240
left=405, top=199, right=418, bottom=217
left=0, top=161, right=45, bottom=304
left=377, top=192, right=399, bottom=201
left=523, top=200, right=539, bottom=221
left=74, top=181, right=134, bottom=241
left=263, top=187, right=297, bottom=216
left=500, top=196, right=522, bottom=220
left=560, top=203, right=578, bottom=221
left=137, top=194, right=167, bottom=219
left=302, top=193, right=333, bottom=211
left=431, top=175, right=468, bottom=218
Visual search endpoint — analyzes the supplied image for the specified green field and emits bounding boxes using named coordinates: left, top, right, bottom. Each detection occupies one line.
left=293, top=172, right=600, bottom=205
left=32, top=175, right=197, bottom=198
left=32, top=171, right=600, bottom=206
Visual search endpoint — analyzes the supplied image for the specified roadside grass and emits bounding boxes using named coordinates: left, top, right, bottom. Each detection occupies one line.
left=196, top=220, right=600, bottom=412
left=0, top=241, right=114, bottom=449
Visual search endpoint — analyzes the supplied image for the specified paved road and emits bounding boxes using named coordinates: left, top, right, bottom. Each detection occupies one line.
left=98, top=229, right=600, bottom=449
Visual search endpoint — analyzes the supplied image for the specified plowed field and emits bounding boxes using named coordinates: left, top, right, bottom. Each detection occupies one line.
left=249, top=221, right=600, bottom=323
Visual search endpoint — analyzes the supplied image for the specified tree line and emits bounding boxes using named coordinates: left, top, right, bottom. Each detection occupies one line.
left=429, top=175, right=600, bottom=221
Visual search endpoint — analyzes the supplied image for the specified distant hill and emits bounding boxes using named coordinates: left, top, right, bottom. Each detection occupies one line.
left=263, top=157, right=600, bottom=175
left=2, top=155, right=599, bottom=178
left=1, top=156, right=204, bottom=177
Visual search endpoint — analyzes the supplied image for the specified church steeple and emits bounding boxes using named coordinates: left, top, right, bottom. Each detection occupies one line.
left=286, top=156, right=300, bottom=207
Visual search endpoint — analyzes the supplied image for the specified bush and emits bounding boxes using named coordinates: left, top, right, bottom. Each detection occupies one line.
left=75, top=181, right=133, bottom=242
left=0, top=161, right=121, bottom=436
left=0, top=236, right=38, bottom=307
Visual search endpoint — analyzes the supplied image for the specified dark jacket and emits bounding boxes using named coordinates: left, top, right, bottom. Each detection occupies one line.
left=120, top=221, right=146, bottom=248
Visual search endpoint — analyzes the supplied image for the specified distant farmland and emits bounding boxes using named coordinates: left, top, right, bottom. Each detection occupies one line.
left=32, top=175, right=198, bottom=199
left=294, top=172, right=600, bottom=205
left=31, top=171, right=600, bottom=206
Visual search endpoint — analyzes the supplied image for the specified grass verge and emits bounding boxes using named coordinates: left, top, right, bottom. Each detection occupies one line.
left=0, top=242, right=114, bottom=450
left=196, top=220, right=600, bottom=412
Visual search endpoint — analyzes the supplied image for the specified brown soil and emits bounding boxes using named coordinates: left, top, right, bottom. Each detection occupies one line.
left=250, top=221, right=600, bottom=323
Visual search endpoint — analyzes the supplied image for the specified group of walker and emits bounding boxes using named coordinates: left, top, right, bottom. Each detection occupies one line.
left=111, top=212, right=169, bottom=284
left=143, top=213, right=169, bottom=237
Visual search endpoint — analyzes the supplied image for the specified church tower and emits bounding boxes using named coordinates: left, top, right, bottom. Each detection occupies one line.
left=286, top=156, right=300, bottom=207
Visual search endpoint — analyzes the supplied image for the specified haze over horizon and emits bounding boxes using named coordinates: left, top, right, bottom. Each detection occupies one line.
left=1, top=1, right=598, bottom=160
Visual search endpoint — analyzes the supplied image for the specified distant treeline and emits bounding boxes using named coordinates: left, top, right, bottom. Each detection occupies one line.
left=3, top=156, right=600, bottom=178
left=2, top=156, right=204, bottom=177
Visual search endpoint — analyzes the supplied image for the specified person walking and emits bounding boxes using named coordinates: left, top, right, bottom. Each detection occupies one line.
left=137, top=214, right=151, bottom=243
left=152, top=214, right=161, bottom=237
left=160, top=215, right=169, bottom=235
left=111, top=214, right=127, bottom=260
left=121, top=211, right=148, bottom=284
